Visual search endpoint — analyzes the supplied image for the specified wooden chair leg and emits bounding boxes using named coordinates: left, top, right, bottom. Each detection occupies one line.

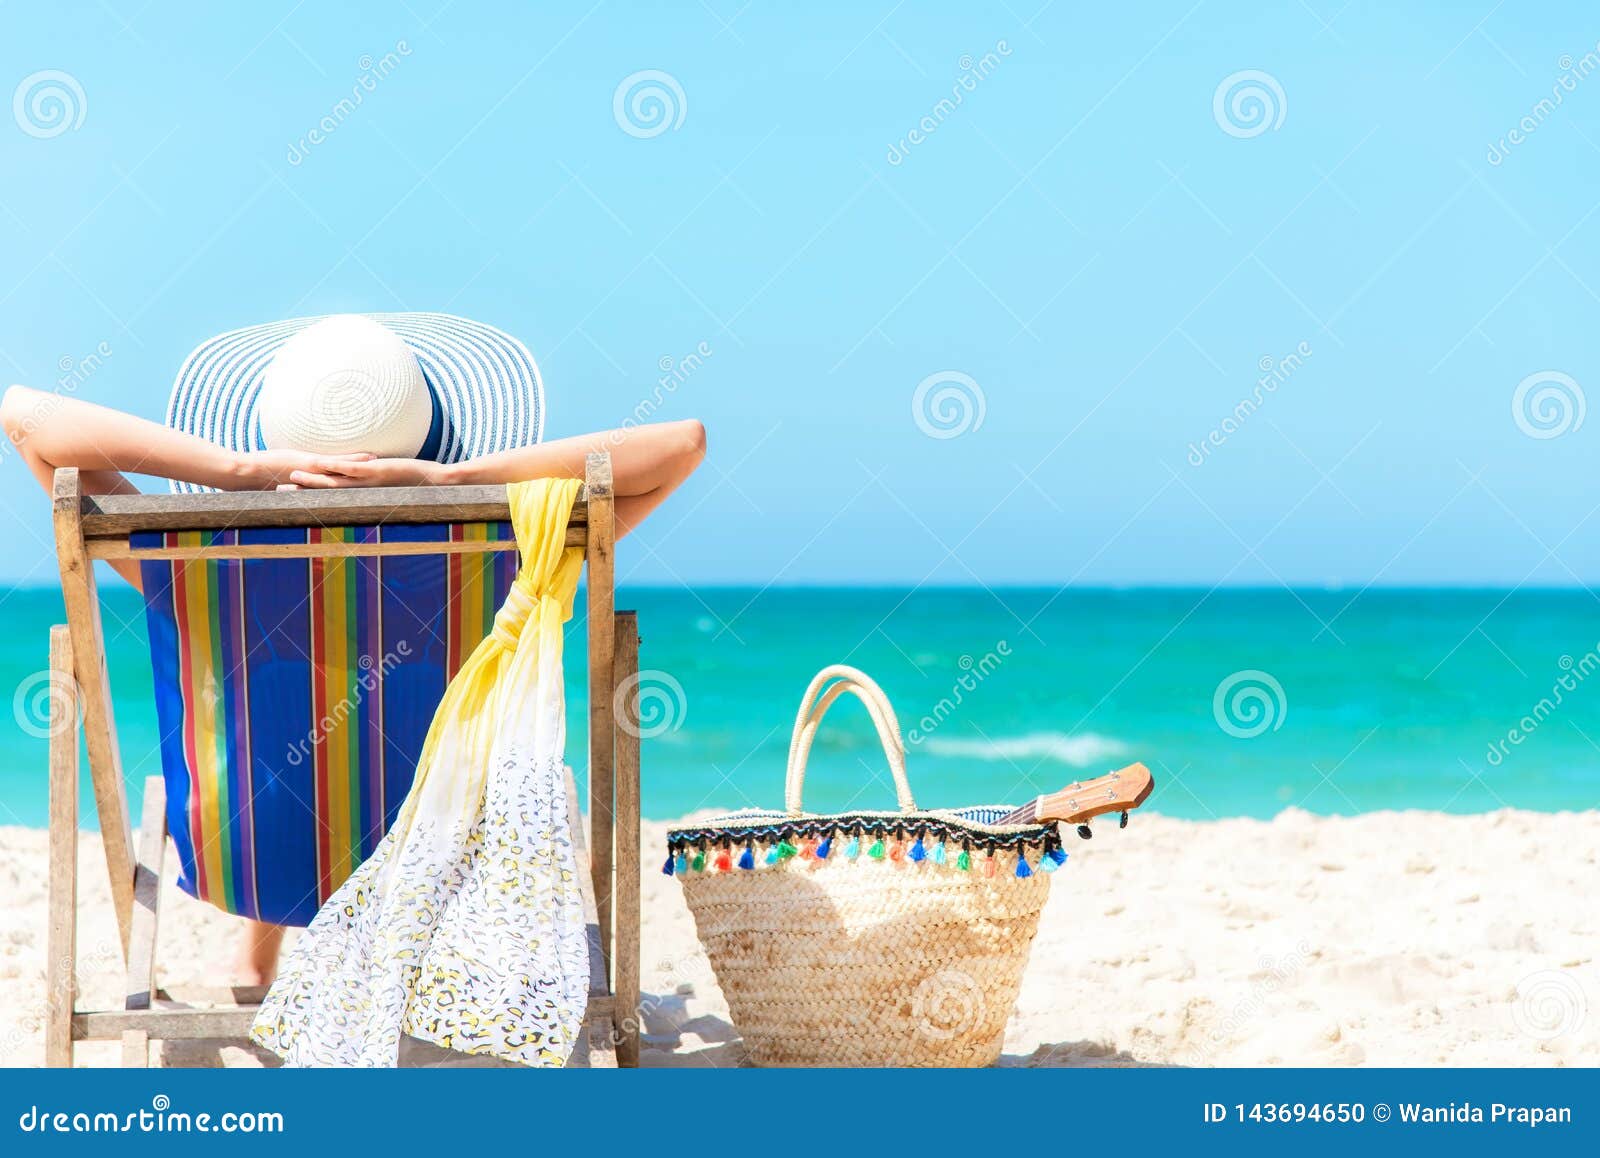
left=121, top=776, right=167, bottom=1068
left=584, top=453, right=616, bottom=975
left=614, top=611, right=641, bottom=1068
left=44, top=625, right=79, bottom=1068
left=52, top=468, right=136, bottom=959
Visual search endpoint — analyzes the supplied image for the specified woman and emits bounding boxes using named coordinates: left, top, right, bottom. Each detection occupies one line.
left=2, top=314, right=705, bottom=988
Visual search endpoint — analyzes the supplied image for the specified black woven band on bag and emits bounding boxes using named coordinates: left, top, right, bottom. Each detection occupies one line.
left=665, top=812, right=1064, bottom=856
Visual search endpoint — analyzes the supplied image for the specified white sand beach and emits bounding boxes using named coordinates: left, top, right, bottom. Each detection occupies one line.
left=1, top=809, right=1595, bottom=1067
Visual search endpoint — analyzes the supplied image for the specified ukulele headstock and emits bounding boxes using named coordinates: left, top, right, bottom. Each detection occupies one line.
left=1033, top=762, right=1154, bottom=826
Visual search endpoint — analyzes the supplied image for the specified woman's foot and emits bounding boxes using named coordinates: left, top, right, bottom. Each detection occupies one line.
left=237, top=921, right=285, bottom=988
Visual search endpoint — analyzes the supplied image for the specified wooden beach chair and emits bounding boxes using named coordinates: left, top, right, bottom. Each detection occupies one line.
left=41, top=454, right=643, bottom=1068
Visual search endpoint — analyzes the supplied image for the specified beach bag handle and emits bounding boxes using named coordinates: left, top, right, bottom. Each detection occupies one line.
left=785, top=665, right=917, bottom=816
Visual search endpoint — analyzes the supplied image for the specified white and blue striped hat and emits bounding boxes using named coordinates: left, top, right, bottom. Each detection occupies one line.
left=165, top=312, right=544, bottom=493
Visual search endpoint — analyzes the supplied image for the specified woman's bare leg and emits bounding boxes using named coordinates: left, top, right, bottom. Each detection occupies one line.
left=238, top=921, right=286, bottom=988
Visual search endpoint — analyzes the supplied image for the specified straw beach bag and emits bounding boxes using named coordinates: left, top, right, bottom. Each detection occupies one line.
left=665, top=665, right=1065, bottom=1067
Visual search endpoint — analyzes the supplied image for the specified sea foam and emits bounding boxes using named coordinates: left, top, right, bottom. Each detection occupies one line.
left=920, top=731, right=1129, bottom=767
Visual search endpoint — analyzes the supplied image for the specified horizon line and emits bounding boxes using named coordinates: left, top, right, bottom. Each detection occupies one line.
left=2, top=579, right=1598, bottom=594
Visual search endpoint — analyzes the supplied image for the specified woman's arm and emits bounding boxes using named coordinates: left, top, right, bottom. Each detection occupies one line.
left=3, top=385, right=374, bottom=587
left=5, top=382, right=705, bottom=548
left=451, top=420, right=707, bottom=534
left=283, top=419, right=708, bottom=535
left=1, top=384, right=363, bottom=491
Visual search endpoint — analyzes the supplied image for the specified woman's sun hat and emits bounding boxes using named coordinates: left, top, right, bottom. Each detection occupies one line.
left=165, top=312, right=544, bottom=493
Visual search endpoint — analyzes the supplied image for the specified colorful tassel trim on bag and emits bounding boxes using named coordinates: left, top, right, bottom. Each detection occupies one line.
left=663, top=817, right=1065, bottom=880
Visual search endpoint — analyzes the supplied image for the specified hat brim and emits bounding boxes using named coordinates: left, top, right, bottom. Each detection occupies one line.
left=165, top=312, right=544, bottom=493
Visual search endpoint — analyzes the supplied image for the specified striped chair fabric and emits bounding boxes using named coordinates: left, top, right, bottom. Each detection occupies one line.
left=136, top=522, right=518, bottom=926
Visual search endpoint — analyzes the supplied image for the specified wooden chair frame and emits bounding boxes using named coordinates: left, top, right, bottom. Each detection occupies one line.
left=43, top=453, right=641, bottom=1068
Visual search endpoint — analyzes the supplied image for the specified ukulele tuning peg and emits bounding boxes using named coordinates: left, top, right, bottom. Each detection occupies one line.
left=1076, top=823, right=1093, bottom=841
left=1119, top=810, right=1129, bottom=829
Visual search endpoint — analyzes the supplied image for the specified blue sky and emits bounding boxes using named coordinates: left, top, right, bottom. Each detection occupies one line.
left=2, top=2, right=1598, bottom=586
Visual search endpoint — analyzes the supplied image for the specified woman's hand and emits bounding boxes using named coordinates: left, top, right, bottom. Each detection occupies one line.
left=277, top=456, right=452, bottom=490
left=232, top=449, right=375, bottom=490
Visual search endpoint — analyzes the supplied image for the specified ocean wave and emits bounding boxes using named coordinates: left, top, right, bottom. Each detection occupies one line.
left=920, top=731, right=1129, bottom=767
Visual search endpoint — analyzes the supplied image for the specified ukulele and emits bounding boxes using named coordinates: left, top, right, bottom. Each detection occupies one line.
left=997, top=761, right=1154, bottom=838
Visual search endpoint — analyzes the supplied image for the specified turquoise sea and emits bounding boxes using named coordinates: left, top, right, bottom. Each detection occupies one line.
left=1, top=585, right=1596, bottom=828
